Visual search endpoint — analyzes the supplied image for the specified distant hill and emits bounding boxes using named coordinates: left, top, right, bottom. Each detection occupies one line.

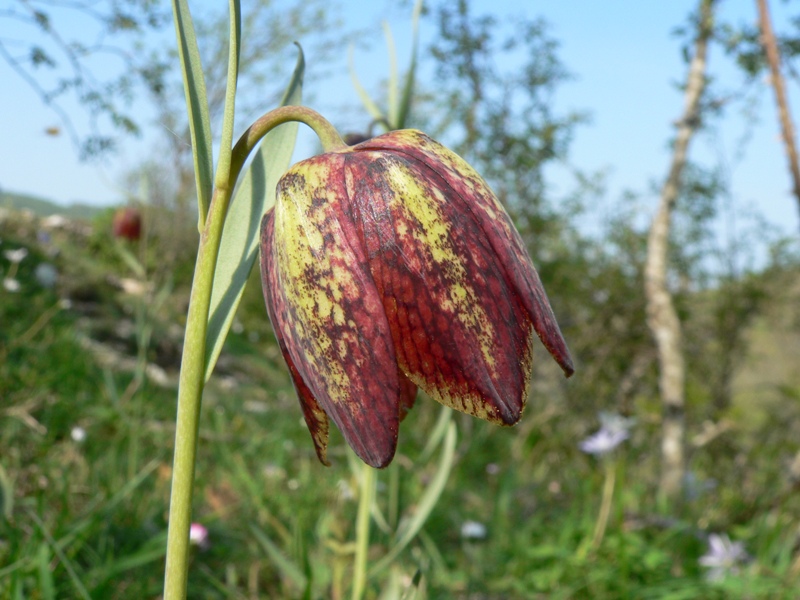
left=0, top=190, right=103, bottom=219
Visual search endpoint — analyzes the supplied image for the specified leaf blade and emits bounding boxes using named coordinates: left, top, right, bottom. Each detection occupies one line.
left=171, top=0, right=214, bottom=229
left=203, top=46, right=305, bottom=382
left=348, top=44, right=386, bottom=125
left=396, top=0, right=423, bottom=129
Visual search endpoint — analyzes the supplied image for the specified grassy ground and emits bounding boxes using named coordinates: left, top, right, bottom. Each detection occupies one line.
left=2, top=206, right=800, bottom=599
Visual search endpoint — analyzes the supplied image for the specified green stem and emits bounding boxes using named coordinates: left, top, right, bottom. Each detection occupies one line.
left=352, top=463, right=376, bottom=600
left=590, top=459, right=617, bottom=552
left=163, top=185, right=230, bottom=600
left=231, top=106, right=347, bottom=177
left=388, top=462, right=399, bottom=530
left=163, top=104, right=346, bottom=600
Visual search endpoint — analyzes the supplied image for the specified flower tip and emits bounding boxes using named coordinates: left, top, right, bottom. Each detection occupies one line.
left=348, top=436, right=398, bottom=469
left=543, top=334, right=575, bottom=378
left=560, top=355, right=575, bottom=379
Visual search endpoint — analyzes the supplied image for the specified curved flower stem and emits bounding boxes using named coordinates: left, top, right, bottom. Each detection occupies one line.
left=163, top=104, right=346, bottom=600
left=231, top=106, right=347, bottom=179
left=352, top=463, right=376, bottom=600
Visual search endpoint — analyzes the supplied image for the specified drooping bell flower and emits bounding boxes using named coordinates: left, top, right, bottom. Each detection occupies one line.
left=260, top=129, right=573, bottom=468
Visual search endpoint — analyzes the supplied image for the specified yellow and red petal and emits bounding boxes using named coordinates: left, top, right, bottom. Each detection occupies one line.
left=261, top=159, right=405, bottom=468
left=342, top=151, right=537, bottom=425
left=357, top=130, right=574, bottom=378
left=261, top=209, right=331, bottom=465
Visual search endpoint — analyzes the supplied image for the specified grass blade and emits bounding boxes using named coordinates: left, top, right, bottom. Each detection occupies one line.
left=27, top=508, right=92, bottom=600
left=203, top=45, right=305, bottom=382
left=171, top=0, right=214, bottom=229
left=0, top=462, right=13, bottom=521
left=369, top=423, right=457, bottom=577
left=37, top=544, right=55, bottom=600
left=85, top=533, right=167, bottom=584
left=250, top=523, right=308, bottom=589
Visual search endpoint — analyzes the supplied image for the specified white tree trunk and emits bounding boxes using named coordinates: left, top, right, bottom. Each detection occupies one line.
left=645, top=0, right=715, bottom=502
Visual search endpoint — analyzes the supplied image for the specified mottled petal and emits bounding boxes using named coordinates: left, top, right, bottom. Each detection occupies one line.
left=398, top=370, right=417, bottom=421
left=357, top=130, right=575, bottom=377
left=263, top=157, right=405, bottom=468
left=345, top=152, right=535, bottom=425
left=261, top=209, right=330, bottom=464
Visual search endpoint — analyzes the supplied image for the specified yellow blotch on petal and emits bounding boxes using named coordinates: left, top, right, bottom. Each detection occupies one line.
left=384, top=160, right=498, bottom=373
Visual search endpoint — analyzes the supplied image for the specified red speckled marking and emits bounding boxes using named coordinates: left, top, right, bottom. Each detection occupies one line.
left=357, top=130, right=574, bottom=377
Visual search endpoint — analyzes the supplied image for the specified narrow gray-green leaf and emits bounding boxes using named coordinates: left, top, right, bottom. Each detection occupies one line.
left=172, top=0, right=214, bottom=230
left=250, top=524, right=307, bottom=588
left=203, top=46, right=304, bottom=382
left=383, top=21, right=399, bottom=128
left=348, top=44, right=386, bottom=125
left=396, top=0, right=423, bottom=130
left=215, top=0, right=242, bottom=190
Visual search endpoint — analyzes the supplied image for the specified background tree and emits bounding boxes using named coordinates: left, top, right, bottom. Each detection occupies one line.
left=645, top=0, right=716, bottom=503
left=0, top=0, right=169, bottom=157
left=756, top=0, right=800, bottom=228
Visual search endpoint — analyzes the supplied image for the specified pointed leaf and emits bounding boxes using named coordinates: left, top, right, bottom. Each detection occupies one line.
left=396, top=0, right=423, bottom=129
left=171, top=0, right=214, bottom=228
left=203, top=46, right=304, bottom=382
left=348, top=44, right=386, bottom=125
left=383, top=21, right=399, bottom=128
left=249, top=524, right=307, bottom=589
left=214, top=0, right=242, bottom=190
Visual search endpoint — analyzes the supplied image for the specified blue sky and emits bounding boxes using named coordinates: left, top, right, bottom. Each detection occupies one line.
left=1, top=0, right=799, bottom=237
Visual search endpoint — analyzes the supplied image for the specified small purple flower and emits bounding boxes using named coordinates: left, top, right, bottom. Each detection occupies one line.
left=579, top=428, right=629, bottom=455
left=579, top=412, right=635, bottom=455
left=189, top=523, right=210, bottom=550
left=699, top=533, right=748, bottom=581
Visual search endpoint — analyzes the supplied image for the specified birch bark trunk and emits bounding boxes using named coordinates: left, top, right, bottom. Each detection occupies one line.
left=645, top=0, right=715, bottom=502
left=756, top=0, right=800, bottom=227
